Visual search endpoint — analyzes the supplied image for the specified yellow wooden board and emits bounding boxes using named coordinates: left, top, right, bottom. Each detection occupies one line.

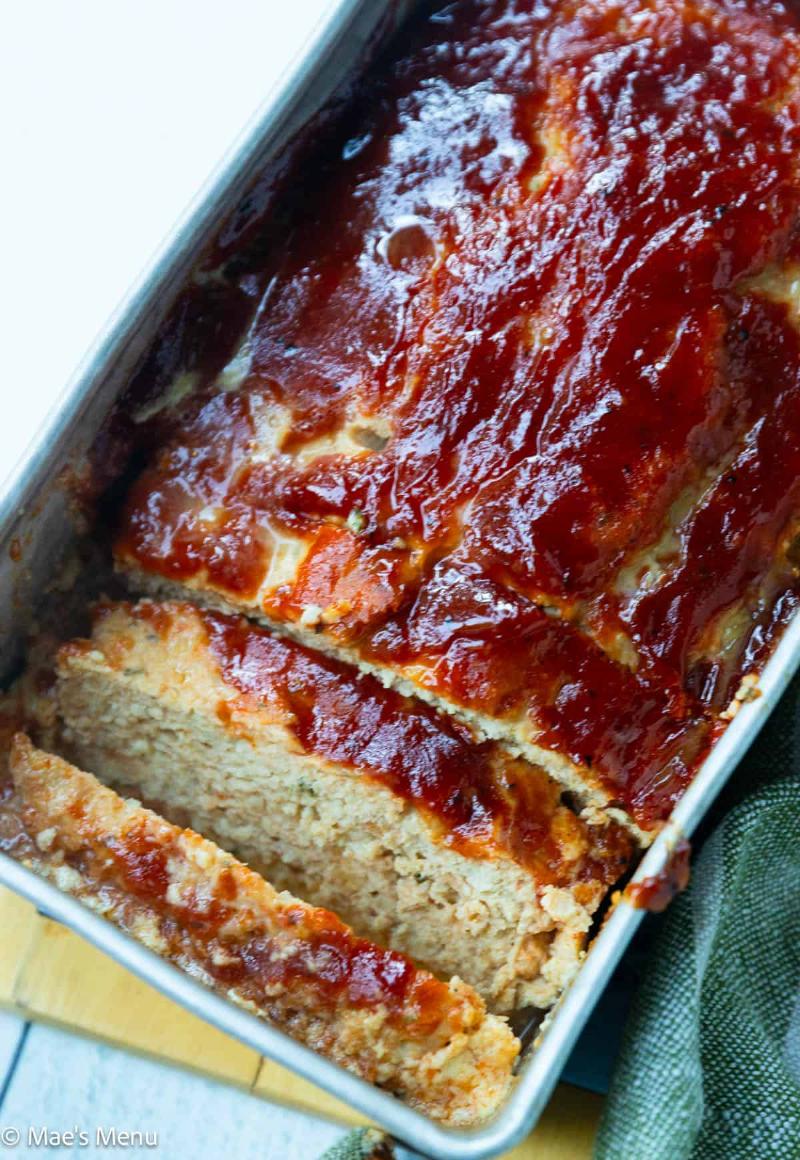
left=16, top=917, right=261, bottom=1089
left=0, top=885, right=38, bottom=1003
left=0, top=885, right=600, bottom=1156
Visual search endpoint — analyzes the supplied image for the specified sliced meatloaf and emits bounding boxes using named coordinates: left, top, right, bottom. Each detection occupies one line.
left=0, top=734, right=518, bottom=1126
left=30, top=600, right=632, bottom=1013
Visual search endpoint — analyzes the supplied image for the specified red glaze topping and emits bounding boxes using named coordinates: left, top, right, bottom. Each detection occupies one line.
left=193, top=604, right=633, bottom=883
left=622, top=295, right=800, bottom=706
left=359, top=561, right=710, bottom=828
left=116, top=0, right=800, bottom=826
left=626, top=836, right=691, bottom=912
left=107, top=823, right=171, bottom=900
left=0, top=750, right=455, bottom=1029
left=102, top=827, right=440, bottom=1020
left=230, top=912, right=445, bottom=1028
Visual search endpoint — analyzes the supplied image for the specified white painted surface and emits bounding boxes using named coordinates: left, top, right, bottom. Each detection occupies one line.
left=0, top=1013, right=27, bottom=1092
left=0, top=1024, right=345, bottom=1157
left=0, top=3, right=354, bottom=1155
left=0, top=0, right=337, bottom=489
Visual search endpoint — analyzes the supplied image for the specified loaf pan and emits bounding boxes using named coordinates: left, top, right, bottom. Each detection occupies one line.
left=1, top=3, right=798, bottom=1155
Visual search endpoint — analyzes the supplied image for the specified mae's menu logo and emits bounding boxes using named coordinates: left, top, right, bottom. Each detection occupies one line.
left=0, top=1125, right=158, bottom=1149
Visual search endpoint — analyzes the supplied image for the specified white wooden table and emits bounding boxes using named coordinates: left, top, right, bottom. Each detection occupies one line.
left=0, top=2, right=350, bottom=1154
left=0, top=1010, right=344, bottom=1155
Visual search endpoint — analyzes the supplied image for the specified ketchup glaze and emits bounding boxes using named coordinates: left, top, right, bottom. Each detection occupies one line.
left=116, top=0, right=800, bottom=827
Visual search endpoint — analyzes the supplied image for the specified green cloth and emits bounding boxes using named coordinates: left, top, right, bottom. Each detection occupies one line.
left=597, top=676, right=800, bottom=1159
left=319, top=1128, right=394, bottom=1160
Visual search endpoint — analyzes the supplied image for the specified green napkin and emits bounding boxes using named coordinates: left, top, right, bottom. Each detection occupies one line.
left=319, top=1128, right=395, bottom=1159
left=596, top=675, right=800, bottom=1159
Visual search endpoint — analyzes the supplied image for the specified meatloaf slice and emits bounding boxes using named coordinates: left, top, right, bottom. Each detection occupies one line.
left=36, top=600, right=632, bottom=1013
left=0, top=734, right=518, bottom=1126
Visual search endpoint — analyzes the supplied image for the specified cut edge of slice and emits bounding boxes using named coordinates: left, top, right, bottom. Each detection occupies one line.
left=121, top=568, right=655, bottom=845
left=39, top=599, right=634, bottom=1013
left=0, top=733, right=519, bottom=1127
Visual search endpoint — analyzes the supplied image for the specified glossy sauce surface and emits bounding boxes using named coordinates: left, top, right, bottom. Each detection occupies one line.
left=103, top=825, right=442, bottom=1023
left=117, top=0, right=800, bottom=826
left=626, top=837, right=691, bottom=912
left=198, top=604, right=633, bottom=882
left=359, top=560, right=710, bottom=827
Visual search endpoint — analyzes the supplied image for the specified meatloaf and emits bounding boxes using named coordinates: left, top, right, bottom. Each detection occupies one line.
left=5, top=0, right=800, bottom=1126
left=113, top=0, right=800, bottom=835
left=0, top=734, right=518, bottom=1126
left=20, top=599, right=631, bottom=1013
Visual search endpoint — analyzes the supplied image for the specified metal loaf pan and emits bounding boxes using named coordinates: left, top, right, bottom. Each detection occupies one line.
left=1, top=3, right=799, bottom=1156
